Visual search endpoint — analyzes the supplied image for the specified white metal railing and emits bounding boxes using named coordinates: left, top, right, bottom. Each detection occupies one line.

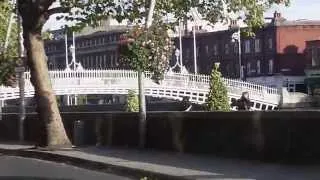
left=23, top=69, right=279, bottom=95
left=5, top=69, right=280, bottom=107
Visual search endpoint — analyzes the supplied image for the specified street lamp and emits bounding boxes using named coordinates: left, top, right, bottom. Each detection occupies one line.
left=231, top=26, right=243, bottom=80
left=190, top=8, right=199, bottom=74
left=168, top=49, right=188, bottom=74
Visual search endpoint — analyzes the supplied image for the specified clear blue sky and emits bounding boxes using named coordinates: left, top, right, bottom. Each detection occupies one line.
left=44, top=0, right=320, bottom=30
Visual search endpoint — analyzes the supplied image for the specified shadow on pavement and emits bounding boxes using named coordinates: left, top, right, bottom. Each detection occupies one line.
left=77, top=147, right=320, bottom=180
left=0, top=177, right=72, bottom=180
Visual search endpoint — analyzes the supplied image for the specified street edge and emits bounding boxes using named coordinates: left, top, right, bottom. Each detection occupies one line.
left=0, top=148, right=191, bottom=180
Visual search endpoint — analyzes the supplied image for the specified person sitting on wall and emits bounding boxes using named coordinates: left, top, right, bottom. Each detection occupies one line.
left=231, top=92, right=252, bottom=111
left=181, top=96, right=192, bottom=111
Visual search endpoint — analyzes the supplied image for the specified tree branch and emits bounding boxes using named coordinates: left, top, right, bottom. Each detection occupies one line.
left=47, top=7, right=70, bottom=16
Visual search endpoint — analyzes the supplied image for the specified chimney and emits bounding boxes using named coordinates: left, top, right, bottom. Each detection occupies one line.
left=272, top=11, right=286, bottom=25
left=229, top=19, right=239, bottom=30
left=274, top=11, right=282, bottom=19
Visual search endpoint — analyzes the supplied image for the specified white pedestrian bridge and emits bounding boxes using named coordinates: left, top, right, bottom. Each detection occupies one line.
left=0, top=69, right=280, bottom=110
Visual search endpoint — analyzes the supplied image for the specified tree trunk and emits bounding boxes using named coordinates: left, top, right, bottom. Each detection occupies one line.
left=24, top=29, right=71, bottom=148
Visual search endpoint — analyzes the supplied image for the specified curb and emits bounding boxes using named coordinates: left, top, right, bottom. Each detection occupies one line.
left=0, top=148, right=189, bottom=180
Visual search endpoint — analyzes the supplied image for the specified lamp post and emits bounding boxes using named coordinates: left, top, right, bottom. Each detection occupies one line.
left=16, top=2, right=26, bottom=142
left=175, top=49, right=181, bottom=73
left=192, top=24, right=197, bottom=74
left=178, top=20, right=183, bottom=67
left=231, top=26, right=243, bottom=80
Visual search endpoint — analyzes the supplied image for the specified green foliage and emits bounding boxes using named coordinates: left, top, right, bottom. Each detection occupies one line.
left=57, top=0, right=289, bottom=34
left=126, top=89, right=139, bottom=112
left=42, top=31, right=53, bottom=40
left=77, top=95, right=87, bottom=105
left=0, top=53, right=18, bottom=87
left=206, top=64, right=230, bottom=111
left=0, top=0, right=18, bottom=87
left=119, top=18, right=174, bottom=82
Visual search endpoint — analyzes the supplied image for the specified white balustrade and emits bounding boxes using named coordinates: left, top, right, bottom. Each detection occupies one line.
left=1, top=69, right=280, bottom=110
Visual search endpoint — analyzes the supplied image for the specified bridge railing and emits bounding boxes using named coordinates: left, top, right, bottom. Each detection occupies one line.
left=161, top=72, right=279, bottom=95
left=23, top=69, right=279, bottom=98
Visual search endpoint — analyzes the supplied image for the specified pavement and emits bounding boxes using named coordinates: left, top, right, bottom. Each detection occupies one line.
left=0, top=155, right=131, bottom=180
left=0, top=143, right=320, bottom=180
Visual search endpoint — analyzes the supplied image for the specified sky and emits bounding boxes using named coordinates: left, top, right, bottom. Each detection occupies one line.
left=43, top=0, right=320, bottom=31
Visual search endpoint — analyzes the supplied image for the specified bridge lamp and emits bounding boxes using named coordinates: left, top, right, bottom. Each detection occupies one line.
left=174, top=49, right=181, bottom=72
left=231, top=27, right=243, bottom=80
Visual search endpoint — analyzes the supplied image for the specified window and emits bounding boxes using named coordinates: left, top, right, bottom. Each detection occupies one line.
left=95, top=56, right=99, bottom=68
left=247, top=62, right=251, bottom=75
left=110, top=54, right=114, bottom=67
left=90, top=56, right=94, bottom=68
left=255, top=39, right=261, bottom=53
left=257, top=60, right=261, bottom=74
left=186, top=48, right=191, bottom=58
left=268, top=59, right=274, bottom=74
left=234, top=43, right=238, bottom=54
left=311, top=47, right=320, bottom=66
left=205, top=45, right=209, bottom=55
left=213, top=44, right=218, bottom=55
left=103, top=55, right=107, bottom=68
left=312, top=47, right=317, bottom=66
left=225, top=44, right=229, bottom=54
left=99, top=56, right=103, bottom=69
left=197, top=47, right=200, bottom=58
left=114, top=52, right=118, bottom=66
left=245, top=40, right=251, bottom=53
left=268, top=38, right=273, bottom=49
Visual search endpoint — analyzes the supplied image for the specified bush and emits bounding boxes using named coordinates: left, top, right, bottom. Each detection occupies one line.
left=126, top=89, right=139, bottom=112
left=206, top=63, right=230, bottom=111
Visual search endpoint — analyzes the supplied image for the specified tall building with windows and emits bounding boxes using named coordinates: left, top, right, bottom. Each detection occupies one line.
left=44, top=18, right=129, bottom=70
left=175, top=11, right=320, bottom=92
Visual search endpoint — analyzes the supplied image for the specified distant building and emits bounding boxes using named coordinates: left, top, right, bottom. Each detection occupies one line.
left=175, top=11, right=320, bottom=92
left=44, top=12, right=320, bottom=93
left=45, top=18, right=129, bottom=70
left=304, top=38, right=320, bottom=95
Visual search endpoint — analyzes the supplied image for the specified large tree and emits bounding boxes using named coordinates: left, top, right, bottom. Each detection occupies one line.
left=15, top=0, right=289, bottom=147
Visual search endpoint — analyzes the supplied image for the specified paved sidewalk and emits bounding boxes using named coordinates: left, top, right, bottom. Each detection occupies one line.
left=0, top=143, right=320, bottom=180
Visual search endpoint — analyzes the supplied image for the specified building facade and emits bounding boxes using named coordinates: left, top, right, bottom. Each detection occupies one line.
left=176, top=12, right=320, bottom=92
left=45, top=21, right=128, bottom=70
left=304, top=38, right=320, bottom=95
left=44, top=12, right=320, bottom=93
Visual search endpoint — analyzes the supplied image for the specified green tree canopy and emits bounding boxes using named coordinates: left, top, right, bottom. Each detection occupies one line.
left=57, top=0, right=289, bottom=33
left=206, top=63, right=230, bottom=111
left=119, top=18, right=174, bottom=82
left=0, top=0, right=18, bottom=87
left=126, top=89, right=139, bottom=112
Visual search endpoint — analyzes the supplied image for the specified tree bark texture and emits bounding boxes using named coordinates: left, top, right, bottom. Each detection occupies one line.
left=24, top=29, right=71, bottom=148
left=19, top=1, right=71, bottom=148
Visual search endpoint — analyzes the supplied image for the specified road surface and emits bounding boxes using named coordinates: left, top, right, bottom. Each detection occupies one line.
left=0, top=154, right=132, bottom=180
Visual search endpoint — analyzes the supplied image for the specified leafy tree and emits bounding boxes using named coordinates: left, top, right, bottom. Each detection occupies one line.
left=119, top=18, right=174, bottom=83
left=0, top=0, right=18, bottom=87
left=42, top=31, right=53, bottom=40
left=15, top=0, right=289, bottom=148
left=126, top=90, right=139, bottom=112
left=206, top=63, right=230, bottom=111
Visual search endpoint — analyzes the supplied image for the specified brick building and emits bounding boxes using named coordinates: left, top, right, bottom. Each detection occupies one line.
left=304, top=38, right=320, bottom=95
left=176, top=12, right=320, bottom=92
